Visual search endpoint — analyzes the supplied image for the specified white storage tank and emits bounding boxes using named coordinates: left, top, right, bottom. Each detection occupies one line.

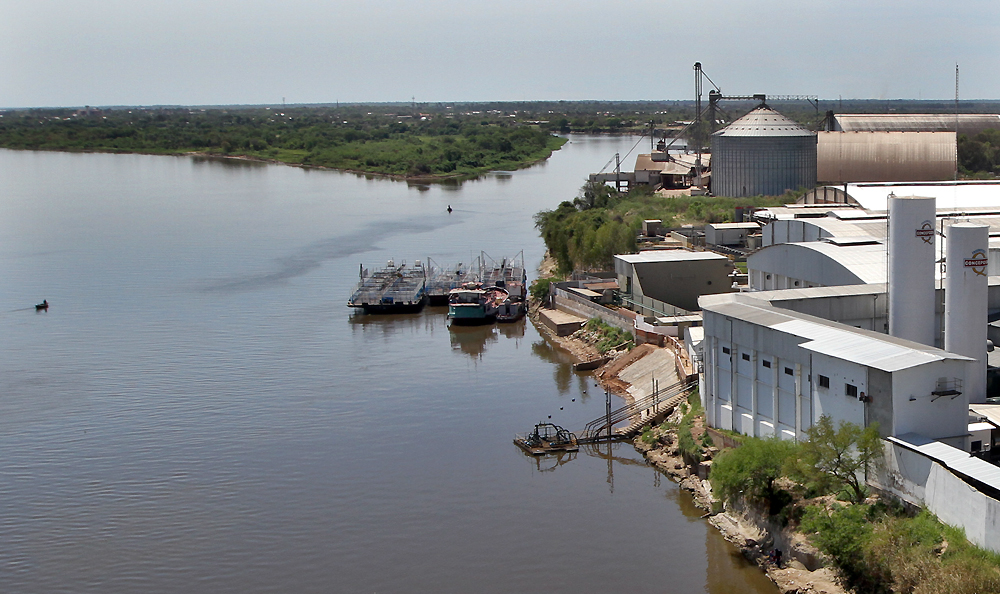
left=888, top=195, right=936, bottom=346
left=710, top=106, right=817, bottom=197
left=945, top=222, right=989, bottom=403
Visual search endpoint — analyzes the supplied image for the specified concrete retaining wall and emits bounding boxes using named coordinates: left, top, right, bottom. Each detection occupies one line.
left=876, top=441, right=1000, bottom=553
left=553, top=289, right=635, bottom=334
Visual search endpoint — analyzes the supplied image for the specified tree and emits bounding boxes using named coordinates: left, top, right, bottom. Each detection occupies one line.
left=710, top=436, right=799, bottom=506
left=788, top=416, right=883, bottom=504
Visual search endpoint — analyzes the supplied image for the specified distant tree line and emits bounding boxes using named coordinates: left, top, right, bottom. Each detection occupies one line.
left=0, top=107, right=565, bottom=178
left=959, top=130, right=1000, bottom=177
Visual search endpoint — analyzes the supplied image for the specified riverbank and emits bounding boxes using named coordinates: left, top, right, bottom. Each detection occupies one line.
left=526, top=301, right=847, bottom=594
left=634, top=419, right=847, bottom=594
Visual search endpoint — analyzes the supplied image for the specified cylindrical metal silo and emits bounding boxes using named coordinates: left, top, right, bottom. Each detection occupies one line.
left=888, top=194, right=936, bottom=346
left=710, top=106, right=817, bottom=197
left=945, top=222, right=989, bottom=403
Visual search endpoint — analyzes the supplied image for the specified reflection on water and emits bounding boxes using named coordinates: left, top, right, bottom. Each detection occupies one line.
left=448, top=323, right=499, bottom=358
left=518, top=449, right=577, bottom=472
left=189, top=155, right=269, bottom=170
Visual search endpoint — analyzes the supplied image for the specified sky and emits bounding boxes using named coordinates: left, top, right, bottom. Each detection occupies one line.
left=3, top=0, right=999, bottom=108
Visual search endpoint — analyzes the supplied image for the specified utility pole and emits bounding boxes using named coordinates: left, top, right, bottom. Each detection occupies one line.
left=606, top=385, right=612, bottom=443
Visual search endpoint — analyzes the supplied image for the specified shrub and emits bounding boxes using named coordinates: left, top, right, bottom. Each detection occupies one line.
left=710, top=436, right=799, bottom=507
left=529, top=277, right=558, bottom=302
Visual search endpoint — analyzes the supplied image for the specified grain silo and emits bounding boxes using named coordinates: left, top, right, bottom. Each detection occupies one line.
left=711, top=106, right=817, bottom=197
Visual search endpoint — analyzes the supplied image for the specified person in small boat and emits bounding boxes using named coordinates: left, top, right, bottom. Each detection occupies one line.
left=447, top=205, right=453, bottom=213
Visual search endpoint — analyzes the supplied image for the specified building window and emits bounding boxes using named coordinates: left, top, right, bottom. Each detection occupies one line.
left=762, top=360, right=772, bottom=368
left=973, top=440, right=983, bottom=453
left=742, top=353, right=751, bottom=362
left=818, top=375, right=830, bottom=389
left=784, top=367, right=793, bottom=376
left=722, top=346, right=731, bottom=355
left=845, top=383, right=858, bottom=398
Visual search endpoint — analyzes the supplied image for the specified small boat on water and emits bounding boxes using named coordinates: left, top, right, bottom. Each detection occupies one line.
left=495, top=297, right=526, bottom=323
left=447, top=283, right=508, bottom=325
left=514, top=422, right=580, bottom=455
left=35, top=300, right=48, bottom=311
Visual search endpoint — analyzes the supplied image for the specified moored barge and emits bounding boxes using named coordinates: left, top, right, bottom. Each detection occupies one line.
left=348, top=260, right=428, bottom=314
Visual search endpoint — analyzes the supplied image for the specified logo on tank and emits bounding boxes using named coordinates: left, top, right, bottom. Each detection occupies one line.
left=964, top=249, right=989, bottom=276
left=915, top=221, right=934, bottom=244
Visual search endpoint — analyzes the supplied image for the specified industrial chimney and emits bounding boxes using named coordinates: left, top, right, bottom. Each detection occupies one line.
left=944, top=222, right=989, bottom=404
left=888, top=195, right=937, bottom=346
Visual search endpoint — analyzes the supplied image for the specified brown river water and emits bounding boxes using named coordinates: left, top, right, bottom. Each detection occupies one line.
left=0, top=140, right=776, bottom=593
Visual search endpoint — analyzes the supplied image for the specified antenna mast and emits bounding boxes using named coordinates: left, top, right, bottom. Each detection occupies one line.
left=955, top=63, right=960, bottom=181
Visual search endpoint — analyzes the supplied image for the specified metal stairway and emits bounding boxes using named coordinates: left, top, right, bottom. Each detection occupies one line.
left=581, top=376, right=697, bottom=443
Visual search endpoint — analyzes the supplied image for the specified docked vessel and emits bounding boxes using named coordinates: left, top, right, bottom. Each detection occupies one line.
left=425, top=258, right=480, bottom=306
left=447, top=283, right=508, bottom=325
left=482, top=251, right=527, bottom=322
left=348, top=260, right=428, bottom=314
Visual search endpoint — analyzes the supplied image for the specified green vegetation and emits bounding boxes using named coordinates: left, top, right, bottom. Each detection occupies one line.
left=675, top=389, right=706, bottom=464
left=959, top=129, right=1000, bottom=178
left=710, top=436, right=799, bottom=507
left=787, top=415, right=883, bottom=504
left=711, top=416, right=881, bottom=509
left=534, top=182, right=791, bottom=273
left=0, top=106, right=565, bottom=179
left=802, top=504, right=1000, bottom=594
left=583, top=318, right=633, bottom=354
left=528, top=276, right=560, bottom=302
left=707, top=417, right=1000, bottom=592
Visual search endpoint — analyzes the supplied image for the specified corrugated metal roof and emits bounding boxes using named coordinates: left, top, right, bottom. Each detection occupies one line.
left=844, top=181, right=1000, bottom=212
left=970, top=404, right=1000, bottom=428
left=707, top=222, right=761, bottom=230
left=713, top=107, right=814, bottom=138
left=701, top=292, right=971, bottom=372
left=798, top=330, right=944, bottom=372
left=817, top=131, right=956, bottom=184
left=779, top=241, right=888, bottom=284
left=889, top=433, right=1000, bottom=492
left=834, top=114, right=1000, bottom=135
left=822, top=236, right=882, bottom=246
left=635, top=153, right=706, bottom=175
left=616, top=251, right=726, bottom=264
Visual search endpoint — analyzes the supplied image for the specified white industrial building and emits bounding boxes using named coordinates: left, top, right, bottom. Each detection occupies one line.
left=697, top=193, right=1000, bottom=551
left=701, top=291, right=971, bottom=448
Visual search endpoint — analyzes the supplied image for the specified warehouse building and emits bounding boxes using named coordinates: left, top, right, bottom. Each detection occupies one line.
left=614, top=251, right=734, bottom=313
left=700, top=290, right=971, bottom=448
left=817, top=131, right=956, bottom=184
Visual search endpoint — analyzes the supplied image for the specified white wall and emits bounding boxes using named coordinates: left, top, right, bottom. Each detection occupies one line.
left=891, top=361, right=970, bottom=448
left=810, top=353, right=866, bottom=428
left=704, top=312, right=812, bottom=440
left=878, top=441, right=1000, bottom=553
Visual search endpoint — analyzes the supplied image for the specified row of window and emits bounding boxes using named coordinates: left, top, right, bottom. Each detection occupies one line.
left=818, top=374, right=857, bottom=397
left=721, top=346, right=857, bottom=396
left=723, top=346, right=795, bottom=376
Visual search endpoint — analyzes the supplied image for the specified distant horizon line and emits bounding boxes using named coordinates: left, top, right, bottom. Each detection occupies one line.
left=4, top=98, right=1000, bottom=111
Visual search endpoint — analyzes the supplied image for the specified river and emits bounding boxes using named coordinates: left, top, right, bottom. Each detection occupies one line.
left=0, top=140, right=776, bottom=593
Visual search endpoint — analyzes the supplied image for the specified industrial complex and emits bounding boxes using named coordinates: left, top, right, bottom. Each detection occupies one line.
left=555, top=78, right=1000, bottom=551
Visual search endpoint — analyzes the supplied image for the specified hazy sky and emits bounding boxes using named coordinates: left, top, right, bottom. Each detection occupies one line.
left=3, top=0, right=998, bottom=107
